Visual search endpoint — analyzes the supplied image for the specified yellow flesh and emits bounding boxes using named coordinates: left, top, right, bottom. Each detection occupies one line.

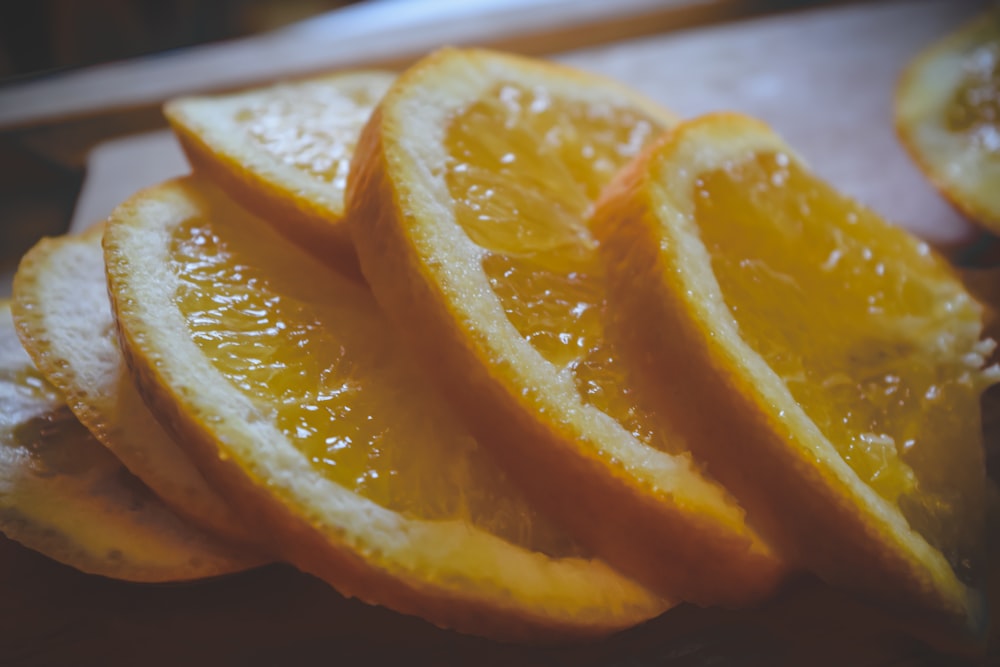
left=235, top=82, right=386, bottom=192
left=445, top=83, right=682, bottom=455
left=693, top=151, right=987, bottom=583
left=169, top=217, right=582, bottom=558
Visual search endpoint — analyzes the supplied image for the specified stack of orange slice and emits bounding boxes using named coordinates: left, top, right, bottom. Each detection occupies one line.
left=3, top=45, right=996, bottom=649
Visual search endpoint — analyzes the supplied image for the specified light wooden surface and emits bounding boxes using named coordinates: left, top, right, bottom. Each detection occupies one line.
left=69, top=130, right=187, bottom=233
left=2, top=0, right=998, bottom=665
left=0, top=0, right=771, bottom=132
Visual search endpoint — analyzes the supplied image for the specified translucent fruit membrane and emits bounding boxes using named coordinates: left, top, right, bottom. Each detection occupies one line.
left=169, top=216, right=581, bottom=558
left=445, top=83, right=683, bottom=456
left=694, top=151, right=991, bottom=583
left=235, top=81, right=386, bottom=192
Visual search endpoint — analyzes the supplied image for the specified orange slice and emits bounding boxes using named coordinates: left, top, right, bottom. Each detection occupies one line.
left=896, top=8, right=1000, bottom=233
left=165, top=71, right=394, bottom=276
left=347, top=47, right=786, bottom=606
left=592, top=112, right=999, bottom=632
left=0, top=300, right=256, bottom=581
left=102, top=176, right=667, bottom=640
left=12, top=224, right=258, bottom=547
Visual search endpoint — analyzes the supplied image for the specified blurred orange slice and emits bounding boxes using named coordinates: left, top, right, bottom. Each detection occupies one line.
left=896, top=9, right=1000, bottom=234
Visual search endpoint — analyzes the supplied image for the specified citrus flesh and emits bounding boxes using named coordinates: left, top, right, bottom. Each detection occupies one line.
left=347, top=48, right=786, bottom=607
left=165, top=71, right=394, bottom=276
left=0, top=300, right=257, bottom=581
left=452, top=82, right=681, bottom=453
left=102, top=176, right=667, bottom=640
left=12, top=225, right=258, bottom=546
left=896, top=8, right=1000, bottom=233
left=592, top=112, right=999, bottom=629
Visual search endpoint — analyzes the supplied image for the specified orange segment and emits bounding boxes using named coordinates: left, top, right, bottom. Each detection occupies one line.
left=896, top=9, right=1000, bottom=233
left=103, top=176, right=667, bottom=640
left=348, top=47, right=786, bottom=607
left=165, top=71, right=394, bottom=277
left=592, top=112, right=999, bottom=632
left=0, top=300, right=256, bottom=581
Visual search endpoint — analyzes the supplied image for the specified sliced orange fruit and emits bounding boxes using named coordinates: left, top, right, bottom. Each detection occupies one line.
left=591, top=112, right=999, bottom=631
left=896, top=8, right=1000, bottom=234
left=165, top=71, right=394, bottom=277
left=102, top=176, right=667, bottom=640
left=0, top=300, right=257, bottom=582
left=12, top=224, right=259, bottom=547
left=347, top=47, right=786, bottom=606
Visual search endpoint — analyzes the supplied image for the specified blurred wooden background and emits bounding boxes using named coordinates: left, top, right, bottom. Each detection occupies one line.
left=0, top=1, right=363, bottom=80
left=0, top=1, right=359, bottom=287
